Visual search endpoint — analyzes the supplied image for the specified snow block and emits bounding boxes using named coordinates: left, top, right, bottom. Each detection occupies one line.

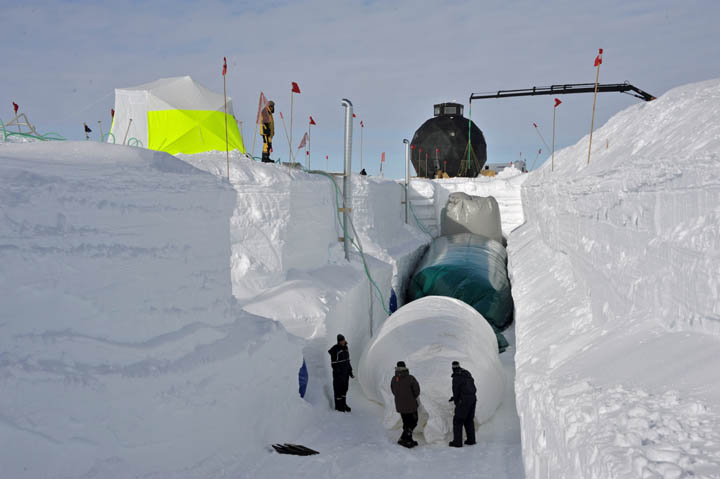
left=359, top=296, right=504, bottom=443
left=0, top=142, right=308, bottom=478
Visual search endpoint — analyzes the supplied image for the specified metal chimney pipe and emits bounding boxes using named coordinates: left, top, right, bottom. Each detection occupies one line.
left=403, top=139, right=410, bottom=224
left=341, top=99, right=353, bottom=261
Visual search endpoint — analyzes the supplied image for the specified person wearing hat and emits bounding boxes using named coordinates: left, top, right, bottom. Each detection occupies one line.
left=390, top=361, right=421, bottom=448
left=260, top=100, right=275, bottom=163
left=328, top=334, right=354, bottom=412
left=448, top=361, right=477, bottom=447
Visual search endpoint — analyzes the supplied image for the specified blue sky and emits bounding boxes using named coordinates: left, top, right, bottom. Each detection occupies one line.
left=2, top=0, right=719, bottom=178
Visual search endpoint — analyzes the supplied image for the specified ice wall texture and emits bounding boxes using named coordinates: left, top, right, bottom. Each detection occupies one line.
left=0, top=143, right=306, bottom=479
left=510, top=79, right=720, bottom=478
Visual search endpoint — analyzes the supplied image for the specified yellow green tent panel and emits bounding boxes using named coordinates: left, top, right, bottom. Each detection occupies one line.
left=109, top=76, right=246, bottom=155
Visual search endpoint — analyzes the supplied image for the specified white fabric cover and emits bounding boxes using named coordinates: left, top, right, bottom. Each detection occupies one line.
left=359, top=296, right=504, bottom=443
left=109, top=76, right=237, bottom=146
left=441, top=192, right=504, bottom=244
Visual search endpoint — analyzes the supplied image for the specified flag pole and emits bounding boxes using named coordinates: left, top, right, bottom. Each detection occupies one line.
left=222, top=57, right=229, bottom=178
left=550, top=106, right=557, bottom=171
left=360, top=122, right=363, bottom=171
left=533, top=123, right=551, bottom=151
left=307, top=122, right=311, bottom=169
left=279, top=112, right=294, bottom=162
left=290, top=89, right=294, bottom=166
left=251, top=118, right=259, bottom=160
left=588, top=49, right=602, bottom=166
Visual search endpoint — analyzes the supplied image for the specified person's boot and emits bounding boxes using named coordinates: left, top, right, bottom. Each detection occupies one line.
left=464, top=440, right=476, bottom=445
left=338, top=398, right=350, bottom=413
left=448, top=441, right=462, bottom=447
left=334, top=398, right=343, bottom=411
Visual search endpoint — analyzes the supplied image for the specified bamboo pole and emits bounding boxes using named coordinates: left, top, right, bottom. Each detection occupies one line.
left=588, top=53, right=602, bottom=166
left=223, top=69, right=229, bottom=178
left=307, top=122, right=312, bottom=169
left=279, top=113, right=294, bottom=163
left=289, top=91, right=294, bottom=166
left=550, top=106, right=557, bottom=171
left=360, top=122, right=363, bottom=171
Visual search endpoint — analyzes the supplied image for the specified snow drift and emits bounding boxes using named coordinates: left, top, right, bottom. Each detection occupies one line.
left=510, top=79, right=720, bottom=478
left=358, top=296, right=504, bottom=443
left=0, top=142, right=307, bottom=479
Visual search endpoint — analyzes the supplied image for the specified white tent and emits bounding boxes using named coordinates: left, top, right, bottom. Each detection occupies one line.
left=109, top=76, right=245, bottom=154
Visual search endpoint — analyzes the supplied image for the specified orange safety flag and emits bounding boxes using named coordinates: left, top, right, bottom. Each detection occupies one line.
left=256, top=92, right=269, bottom=124
left=309, top=116, right=316, bottom=125
left=291, top=82, right=301, bottom=94
left=297, top=132, right=308, bottom=150
left=222, top=57, right=227, bottom=76
left=594, top=48, right=603, bottom=67
left=554, top=98, right=562, bottom=108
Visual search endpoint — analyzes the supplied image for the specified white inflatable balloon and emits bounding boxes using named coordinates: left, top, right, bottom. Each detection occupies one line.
left=359, top=296, right=505, bottom=443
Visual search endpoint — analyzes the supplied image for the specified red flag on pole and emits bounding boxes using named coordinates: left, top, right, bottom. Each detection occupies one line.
left=381, top=152, right=386, bottom=162
left=279, top=111, right=284, bottom=119
left=12, top=102, right=19, bottom=114
left=360, top=120, right=364, bottom=128
left=111, top=108, right=115, bottom=118
left=352, top=113, right=356, bottom=118
left=533, top=122, right=538, bottom=128
left=594, top=48, right=603, bottom=67
left=309, top=116, right=316, bottom=125
left=554, top=98, right=562, bottom=108
left=411, top=145, right=415, bottom=150
left=222, top=57, right=227, bottom=76
left=256, top=92, right=269, bottom=124
left=538, top=148, right=542, bottom=154
left=291, top=82, right=301, bottom=94
left=297, top=132, right=308, bottom=150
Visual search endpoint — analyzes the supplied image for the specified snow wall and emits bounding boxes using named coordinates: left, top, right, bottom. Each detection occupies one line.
left=178, top=153, right=431, bottom=405
left=0, top=143, right=308, bottom=479
left=358, top=296, right=504, bottom=444
left=510, top=79, right=720, bottom=478
left=410, top=167, right=527, bottom=241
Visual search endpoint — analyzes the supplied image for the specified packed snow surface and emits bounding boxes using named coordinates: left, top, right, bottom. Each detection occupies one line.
left=359, top=296, right=504, bottom=443
left=510, top=79, right=720, bottom=478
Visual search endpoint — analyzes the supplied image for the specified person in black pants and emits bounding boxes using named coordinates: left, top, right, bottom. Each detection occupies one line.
left=390, top=361, right=421, bottom=448
left=448, top=361, right=477, bottom=447
left=328, top=334, right=354, bottom=412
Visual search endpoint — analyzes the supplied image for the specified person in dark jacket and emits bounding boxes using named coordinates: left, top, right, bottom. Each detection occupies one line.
left=448, top=361, right=477, bottom=447
left=261, top=101, right=275, bottom=163
left=328, top=334, right=354, bottom=412
left=390, top=361, right=420, bottom=448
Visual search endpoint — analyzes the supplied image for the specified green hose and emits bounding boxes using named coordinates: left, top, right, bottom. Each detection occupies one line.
left=303, top=167, right=390, bottom=315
